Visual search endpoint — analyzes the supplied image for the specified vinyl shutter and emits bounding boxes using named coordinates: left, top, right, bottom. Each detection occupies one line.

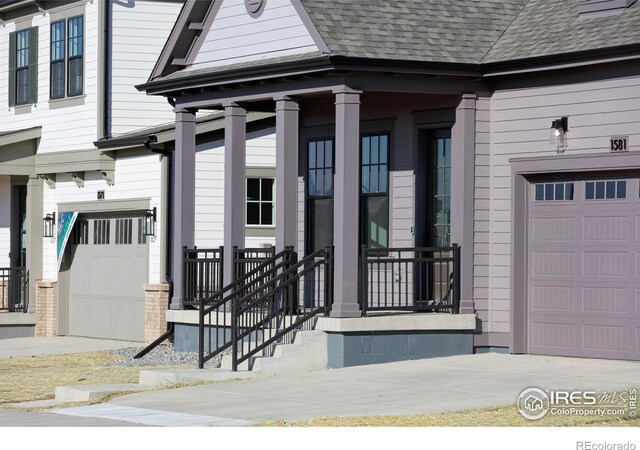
left=8, top=31, right=16, bottom=107
left=28, top=26, right=38, bottom=104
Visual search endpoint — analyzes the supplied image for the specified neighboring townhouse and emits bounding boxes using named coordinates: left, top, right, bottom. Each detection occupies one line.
left=0, top=0, right=278, bottom=342
left=138, top=0, right=640, bottom=368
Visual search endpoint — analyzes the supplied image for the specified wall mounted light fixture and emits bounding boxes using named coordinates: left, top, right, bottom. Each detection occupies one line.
left=43, top=213, right=56, bottom=239
left=143, top=207, right=157, bottom=237
left=550, top=116, right=569, bottom=144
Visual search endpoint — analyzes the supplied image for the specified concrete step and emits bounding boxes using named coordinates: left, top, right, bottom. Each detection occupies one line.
left=139, top=367, right=255, bottom=386
left=54, top=383, right=151, bottom=402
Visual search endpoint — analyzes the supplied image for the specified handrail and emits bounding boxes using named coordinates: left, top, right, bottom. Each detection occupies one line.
left=198, top=247, right=295, bottom=368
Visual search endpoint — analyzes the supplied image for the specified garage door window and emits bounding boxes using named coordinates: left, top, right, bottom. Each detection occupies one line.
left=585, top=180, right=626, bottom=200
left=93, top=219, right=110, bottom=245
left=534, top=182, right=574, bottom=201
left=73, top=220, right=88, bottom=245
left=115, top=218, right=133, bottom=245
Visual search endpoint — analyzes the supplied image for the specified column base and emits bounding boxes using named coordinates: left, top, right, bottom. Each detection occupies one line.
left=170, top=298, right=184, bottom=310
left=459, top=299, right=475, bottom=315
left=330, top=303, right=362, bottom=318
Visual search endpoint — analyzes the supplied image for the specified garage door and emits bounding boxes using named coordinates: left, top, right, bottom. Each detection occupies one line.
left=529, top=177, right=640, bottom=361
left=68, top=216, right=148, bottom=341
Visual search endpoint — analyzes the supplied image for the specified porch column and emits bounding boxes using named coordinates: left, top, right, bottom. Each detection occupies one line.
left=170, top=108, right=196, bottom=310
left=331, top=89, right=362, bottom=318
left=275, top=96, right=299, bottom=251
left=223, top=103, right=246, bottom=284
left=26, top=176, right=43, bottom=313
left=451, top=93, right=476, bottom=314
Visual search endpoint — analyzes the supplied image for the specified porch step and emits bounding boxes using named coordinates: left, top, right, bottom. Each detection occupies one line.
left=218, top=329, right=327, bottom=375
left=54, top=383, right=152, bottom=402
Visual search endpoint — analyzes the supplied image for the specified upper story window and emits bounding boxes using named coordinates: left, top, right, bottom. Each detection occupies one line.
left=8, top=27, right=38, bottom=107
left=50, top=15, right=84, bottom=100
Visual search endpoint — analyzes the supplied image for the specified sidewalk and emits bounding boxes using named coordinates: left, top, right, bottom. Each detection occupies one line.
left=53, top=353, right=640, bottom=426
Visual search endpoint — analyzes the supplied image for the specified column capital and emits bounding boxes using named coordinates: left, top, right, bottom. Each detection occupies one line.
left=457, top=93, right=477, bottom=110
left=333, top=88, right=362, bottom=105
left=274, top=96, right=299, bottom=111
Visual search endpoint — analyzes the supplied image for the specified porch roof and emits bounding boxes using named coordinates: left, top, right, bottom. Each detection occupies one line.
left=0, top=126, right=41, bottom=148
left=94, top=112, right=274, bottom=150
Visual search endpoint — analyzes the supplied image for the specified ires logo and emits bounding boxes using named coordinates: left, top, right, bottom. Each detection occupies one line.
left=549, top=391, right=598, bottom=406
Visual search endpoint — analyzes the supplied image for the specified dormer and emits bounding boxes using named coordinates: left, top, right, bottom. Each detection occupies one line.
left=578, top=0, right=638, bottom=16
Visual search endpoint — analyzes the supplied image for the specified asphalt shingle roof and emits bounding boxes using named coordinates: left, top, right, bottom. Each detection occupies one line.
left=483, top=0, right=640, bottom=63
left=301, top=0, right=529, bottom=64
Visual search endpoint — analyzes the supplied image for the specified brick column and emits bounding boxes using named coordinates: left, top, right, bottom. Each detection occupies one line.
left=35, top=280, right=57, bottom=337
left=144, top=283, right=169, bottom=344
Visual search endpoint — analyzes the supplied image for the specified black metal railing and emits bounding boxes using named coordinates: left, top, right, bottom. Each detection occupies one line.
left=360, top=244, right=460, bottom=316
left=231, top=246, right=333, bottom=371
left=183, top=247, right=224, bottom=308
left=233, top=246, right=276, bottom=282
left=198, top=247, right=296, bottom=368
left=0, top=267, right=28, bottom=313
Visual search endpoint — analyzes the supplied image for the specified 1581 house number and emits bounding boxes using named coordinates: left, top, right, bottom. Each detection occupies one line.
left=610, top=136, right=629, bottom=152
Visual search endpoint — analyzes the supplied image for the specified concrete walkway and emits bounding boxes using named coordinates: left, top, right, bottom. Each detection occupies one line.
left=53, top=353, right=640, bottom=426
left=0, top=336, right=139, bottom=359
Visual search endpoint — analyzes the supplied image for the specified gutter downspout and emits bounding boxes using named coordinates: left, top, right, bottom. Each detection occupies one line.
left=103, top=0, right=111, bottom=139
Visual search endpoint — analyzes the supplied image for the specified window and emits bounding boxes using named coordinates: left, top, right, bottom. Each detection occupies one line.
left=50, top=16, right=83, bottom=99
left=115, top=218, right=133, bottom=245
left=429, top=132, right=451, bottom=247
left=8, top=27, right=37, bottom=107
left=67, top=16, right=83, bottom=96
left=73, top=220, right=89, bottom=245
left=93, top=219, right=110, bottom=245
left=534, top=182, right=575, bottom=201
left=138, top=218, right=147, bottom=244
left=360, top=134, right=389, bottom=248
left=585, top=180, right=626, bottom=200
left=307, top=138, right=334, bottom=253
left=50, top=21, right=65, bottom=99
left=246, top=178, right=275, bottom=226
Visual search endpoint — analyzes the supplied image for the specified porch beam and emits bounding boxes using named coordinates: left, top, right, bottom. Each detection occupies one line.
left=223, top=103, right=247, bottom=284
left=174, top=78, right=346, bottom=110
left=451, top=93, right=476, bottom=315
left=274, top=96, right=299, bottom=251
left=331, top=88, right=362, bottom=318
left=170, top=108, right=197, bottom=310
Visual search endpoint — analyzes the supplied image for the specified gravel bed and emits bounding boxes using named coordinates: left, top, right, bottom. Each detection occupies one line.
left=108, top=344, right=221, bottom=368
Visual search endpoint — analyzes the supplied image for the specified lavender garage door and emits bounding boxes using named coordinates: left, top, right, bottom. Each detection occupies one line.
left=528, top=177, right=640, bottom=361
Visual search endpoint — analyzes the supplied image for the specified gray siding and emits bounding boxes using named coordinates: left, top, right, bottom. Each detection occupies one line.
left=490, top=74, right=640, bottom=334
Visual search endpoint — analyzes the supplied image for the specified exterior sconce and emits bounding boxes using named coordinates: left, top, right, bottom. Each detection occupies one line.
left=43, top=213, right=56, bottom=239
left=143, top=207, right=157, bottom=237
left=550, top=116, right=568, bottom=144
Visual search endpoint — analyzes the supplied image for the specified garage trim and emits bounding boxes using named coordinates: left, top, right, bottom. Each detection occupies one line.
left=510, top=152, right=640, bottom=354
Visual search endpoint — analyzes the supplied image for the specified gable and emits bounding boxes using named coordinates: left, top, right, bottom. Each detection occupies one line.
left=188, top=0, right=326, bottom=71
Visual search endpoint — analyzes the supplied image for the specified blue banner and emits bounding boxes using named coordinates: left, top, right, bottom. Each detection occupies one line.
left=57, top=211, right=78, bottom=272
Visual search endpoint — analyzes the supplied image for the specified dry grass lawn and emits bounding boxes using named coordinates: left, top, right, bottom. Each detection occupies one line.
left=0, top=351, right=189, bottom=405
left=261, top=404, right=640, bottom=427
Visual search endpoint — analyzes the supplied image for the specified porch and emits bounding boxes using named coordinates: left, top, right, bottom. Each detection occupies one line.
left=173, top=242, right=472, bottom=370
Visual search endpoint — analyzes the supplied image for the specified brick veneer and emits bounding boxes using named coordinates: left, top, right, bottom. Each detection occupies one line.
left=35, top=280, right=57, bottom=337
left=144, top=283, right=169, bottom=344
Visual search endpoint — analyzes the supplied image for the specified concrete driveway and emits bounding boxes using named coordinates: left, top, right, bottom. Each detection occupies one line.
left=0, top=336, right=139, bottom=359
left=51, top=353, right=640, bottom=426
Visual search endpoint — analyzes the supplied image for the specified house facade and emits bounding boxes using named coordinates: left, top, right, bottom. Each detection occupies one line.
left=139, top=0, right=640, bottom=366
left=0, top=0, right=277, bottom=342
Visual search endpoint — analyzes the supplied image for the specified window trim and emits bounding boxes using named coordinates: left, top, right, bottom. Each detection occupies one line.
left=66, top=15, right=84, bottom=98
left=245, top=176, right=275, bottom=227
left=14, top=29, right=30, bottom=106
left=50, top=20, right=65, bottom=100
left=48, top=14, right=84, bottom=101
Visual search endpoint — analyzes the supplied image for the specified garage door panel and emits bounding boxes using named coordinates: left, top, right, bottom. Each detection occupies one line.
left=68, top=217, right=148, bottom=342
left=528, top=178, right=640, bottom=361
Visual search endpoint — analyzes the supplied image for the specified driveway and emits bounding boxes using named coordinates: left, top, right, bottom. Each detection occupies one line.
left=0, top=336, right=139, bottom=359
left=51, top=353, right=640, bottom=426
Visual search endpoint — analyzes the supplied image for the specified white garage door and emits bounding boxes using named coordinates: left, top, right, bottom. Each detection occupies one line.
left=528, top=177, right=640, bottom=361
left=68, top=216, right=148, bottom=341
